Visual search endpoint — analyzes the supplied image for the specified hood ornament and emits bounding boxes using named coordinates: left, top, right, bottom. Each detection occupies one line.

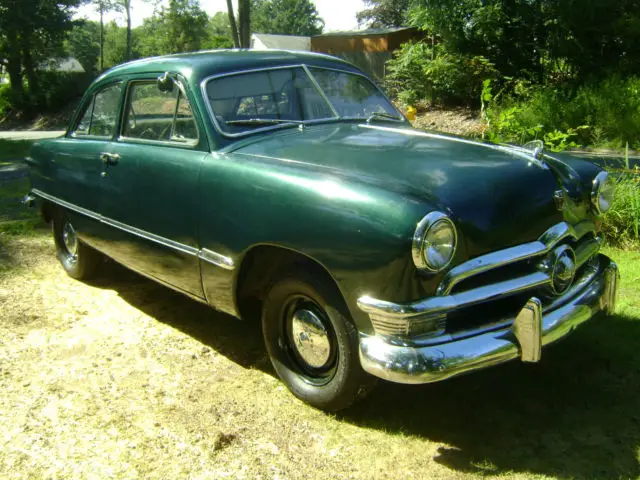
left=524, top=140, right=545, bottom=160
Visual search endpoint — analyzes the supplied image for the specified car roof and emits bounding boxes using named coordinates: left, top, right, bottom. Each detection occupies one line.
left=95, top=49, right=362, bottom=85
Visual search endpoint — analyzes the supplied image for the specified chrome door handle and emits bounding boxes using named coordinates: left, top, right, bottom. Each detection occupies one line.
left=100, top=152, right=119, bottom=165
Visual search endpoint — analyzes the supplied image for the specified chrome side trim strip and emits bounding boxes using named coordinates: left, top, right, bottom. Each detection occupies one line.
left=198, top=248, right=235, bottom=270
left=33, top=188, right=102, bottom=222
left=105, top=217, right=199, bottom=257
left=31, top=189, right=235, bottom=270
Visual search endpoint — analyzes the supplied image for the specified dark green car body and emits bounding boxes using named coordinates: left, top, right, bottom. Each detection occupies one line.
left=27, top=51, right=618, bottom=402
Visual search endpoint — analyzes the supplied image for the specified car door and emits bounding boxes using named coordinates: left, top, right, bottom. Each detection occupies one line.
left=44, top=82, right=123, bottom=222
left=95, top=75, right=208, bottom=298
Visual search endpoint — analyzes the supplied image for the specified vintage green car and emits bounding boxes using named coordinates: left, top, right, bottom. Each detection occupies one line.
left=26, top=50, right=618, bottom=411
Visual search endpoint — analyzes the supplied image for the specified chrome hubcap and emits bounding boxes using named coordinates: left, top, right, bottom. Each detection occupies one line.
left=62, top=221, right=78, bottom=258
left=291, top=308, right=331, bottom=369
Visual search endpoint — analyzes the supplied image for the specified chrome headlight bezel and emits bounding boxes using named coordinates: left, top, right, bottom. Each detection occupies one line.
left=591, top=171, right=615, bottom=215
left=412, top=211, right=458, bottom=273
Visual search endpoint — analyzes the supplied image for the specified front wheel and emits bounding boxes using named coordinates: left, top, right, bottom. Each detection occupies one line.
left=262, top=270, right=376, bottom=411
left=52, top=211, right=102, bottom=280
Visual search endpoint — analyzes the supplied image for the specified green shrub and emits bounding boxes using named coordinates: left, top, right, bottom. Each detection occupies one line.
left=386, top=42, right=498, bottom=107
left=36, top=72, right=93, bottom=111
left=484, top=76, right=640, bottom=149
left=602, top=171, right=640, bottom=247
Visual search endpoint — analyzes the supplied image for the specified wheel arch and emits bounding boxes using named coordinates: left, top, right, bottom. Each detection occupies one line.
left=234, top=243, right=352, bottom=323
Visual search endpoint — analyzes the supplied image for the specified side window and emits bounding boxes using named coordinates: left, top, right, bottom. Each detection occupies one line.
left=72, top=83, right=122, bottom=138
left=122, top=81, right=198, bottom=144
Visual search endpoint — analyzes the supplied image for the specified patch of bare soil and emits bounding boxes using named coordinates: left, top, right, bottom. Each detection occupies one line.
left=412, top=108, right=485, bottom=138
left=1, top=234, right=464, bottom=479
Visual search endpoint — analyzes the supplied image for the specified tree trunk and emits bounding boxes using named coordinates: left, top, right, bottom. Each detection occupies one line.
left=100, top=3, right=105, bottom=71
left=226, top=0, right=240, bottom=48
left=125, top=0, right=132, bottom=60
left=6, top=43, right=24, bottom=110
left=21, top=34, right=37, bottom=94
left=238, top=0, right=250, bottom=48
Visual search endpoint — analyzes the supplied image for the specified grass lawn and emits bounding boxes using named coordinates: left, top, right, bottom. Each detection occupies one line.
left=1, top=174, right=639, bottom=479
left=0, top=138, right=34, bottom=165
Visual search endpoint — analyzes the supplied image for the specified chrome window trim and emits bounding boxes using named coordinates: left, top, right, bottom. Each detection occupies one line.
left=31, top=188, right=235, bottom=271
left=304, top=65, right=405, bottom=122
left=119, top=78, right=201, bottom=148
left=301, top=64, right=340, bottom=118
left=116, top=136, right=200, bottom=149
left=201, top=64, right=337, bottom=139
left=69, top=81, right=124, bottom=140
left=200, top=64, right=405, bottom=139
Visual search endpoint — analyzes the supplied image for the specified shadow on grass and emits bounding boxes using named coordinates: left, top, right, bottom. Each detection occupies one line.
left=89, top=260, right=639, bottom=479
left=87, top=260, right=269, bottom=371
left=341, top=313, right=640, bottom=479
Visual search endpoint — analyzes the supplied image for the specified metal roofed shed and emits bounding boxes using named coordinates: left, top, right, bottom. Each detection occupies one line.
left=251, top=34, right=311, bottom=51
left=311, top=27, right=423, bottom=81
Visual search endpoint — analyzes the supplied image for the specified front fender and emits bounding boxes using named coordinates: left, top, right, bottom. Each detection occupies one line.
left=196, top=152, right=440, bottom=332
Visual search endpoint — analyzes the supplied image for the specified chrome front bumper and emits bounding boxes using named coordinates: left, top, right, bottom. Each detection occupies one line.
left=358, top=255, right=618, bottom=384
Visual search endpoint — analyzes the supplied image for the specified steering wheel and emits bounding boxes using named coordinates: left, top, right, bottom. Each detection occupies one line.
left=139, top=128, right=157, bottom=140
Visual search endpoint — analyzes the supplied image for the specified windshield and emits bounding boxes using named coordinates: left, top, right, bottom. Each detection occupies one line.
left=205, top=66, right=403, bottom=136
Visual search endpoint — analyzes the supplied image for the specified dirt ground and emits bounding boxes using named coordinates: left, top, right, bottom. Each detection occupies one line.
left=412, top=108, right=484, bottom=138
left=1, top=233, right=456, bottom=479
left=2, top=230, right=640, bottom=480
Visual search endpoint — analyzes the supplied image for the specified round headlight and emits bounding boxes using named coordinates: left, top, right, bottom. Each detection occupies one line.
left=591, top=171, right=615, bottom=215
left=412, top=212, right=457, bottom=272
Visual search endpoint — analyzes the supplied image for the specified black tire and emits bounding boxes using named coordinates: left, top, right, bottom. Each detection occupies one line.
left=262, top=269, right=376, bottom=411
left=52, top=211, right=102, bottom=280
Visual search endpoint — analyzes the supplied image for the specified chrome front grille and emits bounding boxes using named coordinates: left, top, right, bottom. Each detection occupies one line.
left=358, top=220, right=601, bottom=339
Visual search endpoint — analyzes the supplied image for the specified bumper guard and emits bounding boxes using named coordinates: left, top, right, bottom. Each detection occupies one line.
left=358, top=256, right=618, bottom=384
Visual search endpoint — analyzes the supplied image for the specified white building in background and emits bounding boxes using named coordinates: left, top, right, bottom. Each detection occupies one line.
left=38, top=57, right=85, bottom=73
left=251, top=34, right=311, bottom=51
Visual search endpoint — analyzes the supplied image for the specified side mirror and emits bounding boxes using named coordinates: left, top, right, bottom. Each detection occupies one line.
left=157, top=72, right=175, bottom=93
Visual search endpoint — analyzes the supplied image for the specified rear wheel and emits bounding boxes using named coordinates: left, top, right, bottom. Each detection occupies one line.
left=52, top=211, right=102, bottom=280
left=262, top=270, right=376, bottom=411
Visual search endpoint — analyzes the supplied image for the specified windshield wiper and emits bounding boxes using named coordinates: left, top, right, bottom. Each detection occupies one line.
left=366, top=112, right=403, bottom=123
left=225, top=118, right=304, bottom=126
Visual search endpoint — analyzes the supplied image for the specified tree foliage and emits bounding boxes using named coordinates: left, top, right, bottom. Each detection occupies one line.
left=356, top=0, right=412, bottom=28
left=409, top=0, right=640, bottom=81
left=0, top=0, right=82, bottom=111
left=252, top=0, right=324, bottom=36
left=137, top=0, right=210, bottom=57
left=65, top=20, right=101, bottom=75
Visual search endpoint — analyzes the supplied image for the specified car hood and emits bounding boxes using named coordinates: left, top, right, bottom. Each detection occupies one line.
left=231, top=123, right=568, bottom=256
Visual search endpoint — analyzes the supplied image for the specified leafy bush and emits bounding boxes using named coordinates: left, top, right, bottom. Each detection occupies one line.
left=386, top=42, right=498, bottom=107
left=36, top=72, right=93, bottom=112
left=602, top=171, right=640, bottom=247
left=484, top=76, right=640, bottom=149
